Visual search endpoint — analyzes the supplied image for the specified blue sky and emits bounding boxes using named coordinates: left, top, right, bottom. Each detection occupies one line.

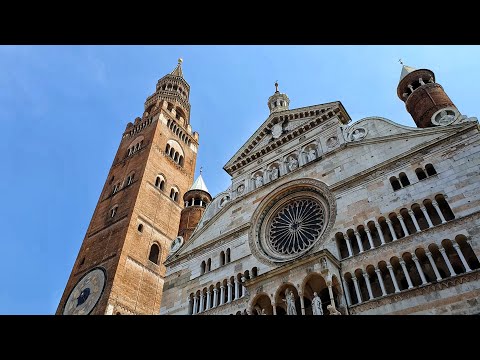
left=2, top=45, right=480, bottom=314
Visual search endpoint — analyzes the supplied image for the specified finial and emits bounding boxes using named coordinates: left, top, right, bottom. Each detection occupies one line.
left=200, top=166, right=203, bottom=175
left=399, top=58, right=404, bottom=66
left=178, top=58, right=183, bottom=65
left=275, top=80, right=279, bottom=93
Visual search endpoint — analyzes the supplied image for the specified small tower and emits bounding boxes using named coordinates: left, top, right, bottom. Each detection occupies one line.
left=267, top=81, right=290, bottom=114
left=397, top=64, right=459, bottom=128
left=177, top=171, right=212, bottom=242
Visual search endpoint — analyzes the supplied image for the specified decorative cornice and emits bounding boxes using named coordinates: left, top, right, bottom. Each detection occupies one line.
left=349, top=269, right=480, bottom=314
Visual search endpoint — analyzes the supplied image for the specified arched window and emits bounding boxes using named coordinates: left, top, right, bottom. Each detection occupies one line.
left=138, top=224, right=144, bottom=232
left=200, top=261, right=206, bottom=275
left=425, top=163, right=437, bottom=176
left=148, top=244, right=160, bottom=264
left=390, top=176, right=401, bottom=191
left=166, top=144, right=170, bottom=154
left=170, top=189, right=175, bottom=198
left=207, top=258, right=211, bottom=272
left=220, top=251, right=225, bottom=266
left=226, top=248, right=231, bottom=263
left=399, top=172, right=410, bottom=187
left=126, top=173, right=135, bottom=186
left=179, top=155, right=184, bottom=166
left=155, top=175, right=166, bottom=191
left=416, top=168, right=427, bottom=181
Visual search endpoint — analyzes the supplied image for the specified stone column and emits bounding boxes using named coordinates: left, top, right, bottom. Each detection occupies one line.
left=299, top=293, right=305, bottom=315
left=374, top=220, right=386, bottom=245
left=408, top=209, right=421, bottom=232
left=327, top=282, right=335, bottom=307
left=425, top=251, right=443, bottom=281
left=453, top=243, right=472, bottom=272
left=199, top=200, right=203, bottom=207
left=362, top=271, right=374, bottom=300
left=397, top=214, right=409, bottom=236
left=213, top=288, right=218, bottom=308
left=439, top=248, right=456, bottom=276
left=354, top=230, right=364, bottom=253
left=199, top=293, right=205, bottom=313
left=344, top=234, right=353, bottom=257
left=399, top=260, right=414, bottom=289
left=220, top=285, right=225, bottom=305
left=432, top=200, right=447, bottom=224
left=375, top=267, right=387, bottom=296
left=241, top=277, right=247, bottom=297
left=192, top=295, right=198, bottom=315
left=342, top=277, right=352, bottom=306
left=234, top=278, right=240, bottom=299
left=420, top=206, right=434, bottom=228
left=190, top=198, right=194, bottom=206
left=272, top=302, right=277, bottom=315
left=387, top=264, right=401, bottom=293
left=411, top=254, right=428, bottom=285
left=365, top=228, right=375, bottom=249
left=352, top=276, right=362, bottom=303
left=206, top=290, right=211, bottom=310
left=385, top=218, right=398, bottom=241
left=227, top=280, right=233, bottom=303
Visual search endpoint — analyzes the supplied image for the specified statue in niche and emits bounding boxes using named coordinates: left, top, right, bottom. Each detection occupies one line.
left=326, top=136, right=338, bottom=149
left=255, top=174, right=263, bottom=188
left=307, top=148, right=316, bottom=162
left=237, top=184, right=245, bottom=195
left=287, top=157, right=298, bottom=172
left=327, top=304, right=342, bottom=315
left=312, top=292, right=323, bottom=315
left=270, top=167, right=279, bottom=181
left=220, top=195, right=229, bottom=208
left=320, top=258, right=328, bottom=270
left=283, top=289, right=297, bottom=315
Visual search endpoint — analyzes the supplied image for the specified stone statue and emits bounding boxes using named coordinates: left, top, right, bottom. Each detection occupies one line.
left=327, top=304, right=341, bottom=315
left=270, top=167, right=279, bottom=181
left=288, top=157, right=298, bottom=172
left=326, top=136, right=338, bottom=149
left=261, top=309, right=267, bottom=315
left=351, top=128, right=365, bottom=141
left=283, top=289, right=297, bottom=315
left=237, top=184, right=245, bottom=195
left=311, top=292, right=323, bottom=315
left=320, top=257, right=328, bottom=270
left=255, top=174, right=263, bottom=188
left=436, top=110, right=456, bottom=126
left=307, top=148, right=316, bottom=162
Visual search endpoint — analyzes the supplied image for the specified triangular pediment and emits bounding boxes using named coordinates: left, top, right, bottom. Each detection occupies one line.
left=223, top=101, right=351, bottom=175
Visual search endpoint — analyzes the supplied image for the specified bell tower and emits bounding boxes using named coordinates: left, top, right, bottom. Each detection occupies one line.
left=397, top=64, right=459, bottom=128
left=56, top=59, right=199, bottom=315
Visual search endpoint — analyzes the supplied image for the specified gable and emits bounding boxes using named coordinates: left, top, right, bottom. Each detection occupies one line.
left=223, top=101, right=351, bottom=175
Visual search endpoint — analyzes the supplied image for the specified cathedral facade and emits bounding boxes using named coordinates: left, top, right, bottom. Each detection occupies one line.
left=57, top=60, right=480, bottom=315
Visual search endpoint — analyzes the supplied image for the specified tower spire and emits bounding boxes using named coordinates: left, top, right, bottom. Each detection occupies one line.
left=267, top=80, right=290, bottom=114
left=170, top=58, right=184, bottom=77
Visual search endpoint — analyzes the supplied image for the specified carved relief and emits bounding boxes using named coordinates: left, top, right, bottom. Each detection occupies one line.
left=326, top=136, right=339, bottom=149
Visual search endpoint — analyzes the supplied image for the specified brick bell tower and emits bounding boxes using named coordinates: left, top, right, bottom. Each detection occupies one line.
left=397, top=64, right=459, bottom=128
left=56, top=59, right=199, bottom=315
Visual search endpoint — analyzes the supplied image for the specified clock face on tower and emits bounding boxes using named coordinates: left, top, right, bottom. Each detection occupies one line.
left=63, top=267, right=107, bottom=315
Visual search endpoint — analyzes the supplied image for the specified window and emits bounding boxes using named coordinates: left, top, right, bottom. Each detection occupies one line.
left=112, top=183, right=119, bottom=195
left=155, top=176, right=165, bottom=190
left=170, top=187, right=179, bottom=202
left=226, top=248, right=231, bottom=263
left=138, top=224, right=144, bottom=232
left=110, top=206, right=118, bottom=218
left=200, top=261, right=206, bottom=275
left=399, top=172, right=410, bottom=187
left=425, top=163, right=437, bottom=176
left=220, top=251, right=225, bottom=266
left=390, top=176, right=402, bottom=191
left=207, top=258, right=211, bottom=272
left=416, top=168, right=427, bottom=181
left=148, top=244, right=160, bottom=264
left=126, top=173, right=135, bottom=186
